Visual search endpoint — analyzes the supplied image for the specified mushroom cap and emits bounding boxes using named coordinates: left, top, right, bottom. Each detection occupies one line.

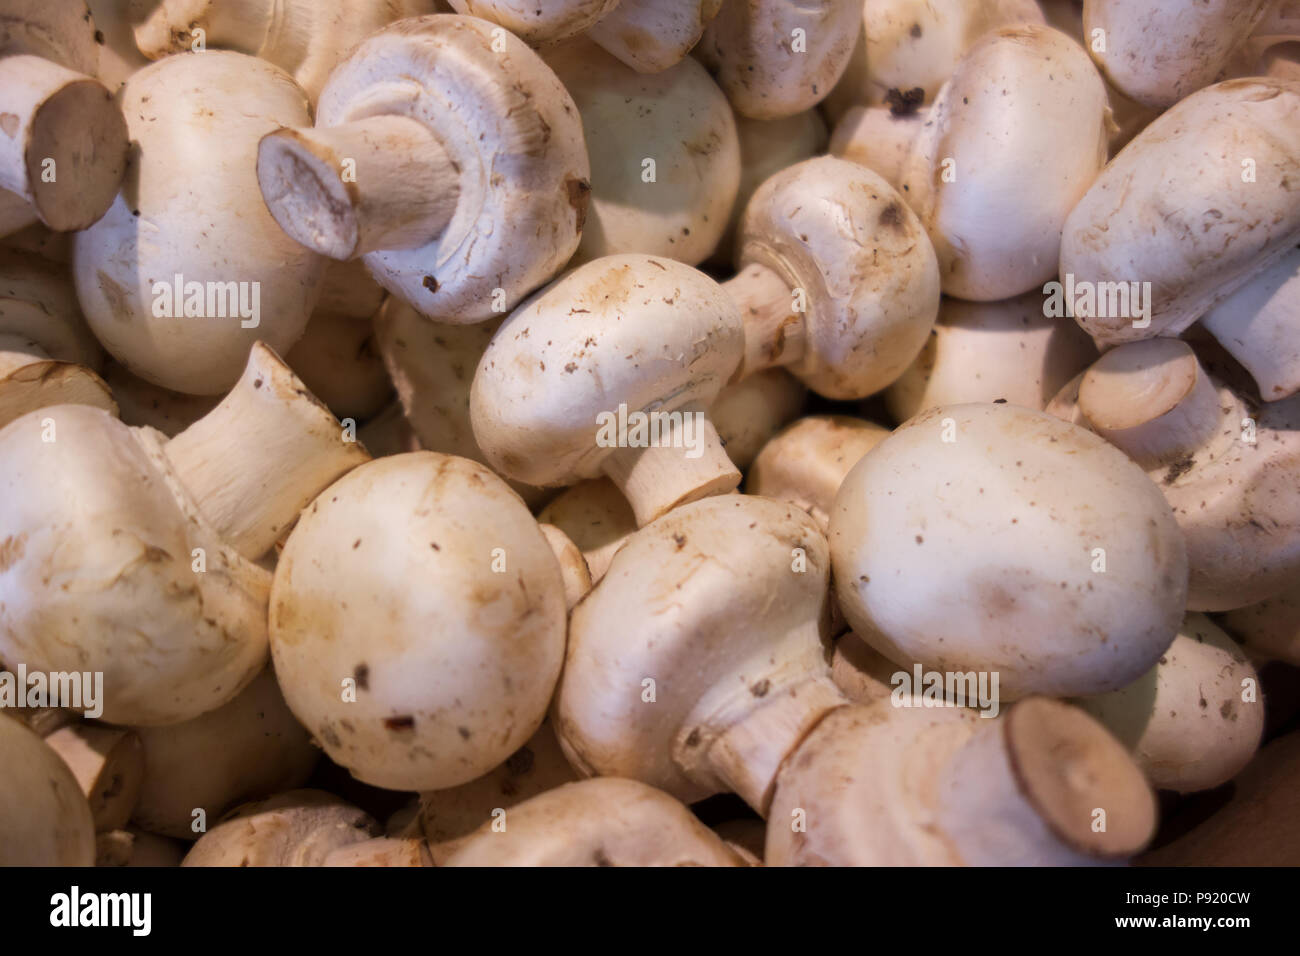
left=536, top=477, right=638, bottom=582
left=1083, top=0, right=1273, bottom=110
left=544, top=38, right=740, bottom=267
left=0, top=716, right=95, bottom=865
left=269, top=452, right=567, bottom=791
left=1078, top=614, right=1264, bottom=793
left=830, top=403, right=1187, bottom=698
left=442, top=778, right=743, bottom=866
left=0, top=405, right=270, bottom=725
left=737, top=156, right=941, bottom=399
left=284, top=310, right=392, bottom=422
left=318, top=15, right=590, bottom=322
left=181, top=790, right=378, bottom=866
left=1220, top=584, right=1300, bottom=667
left=710, top=368, right=807, bottom=470
left=587, top=0, right=723, bottom=74
left=899, top=24, right=1111, bottom=301
left=555, top=494, right=830, bottom=804
left=445, top=0, right=620, bottom=45
left=1060, top=78, right=1300, bottom=346
left=860, top=0, right=1046, bottom=106
left=130, top=667, right=320, bottom=840
left=0, top=248, right=104, bottom=369
left=0, top=1, right=100, bottom=71
left=828, top=104, right=925, bottom=192
left=745, top=414, right=891, bottom=530
left=884, top=291, right=1099, bottom=422
left=695, top=0, right=862, bottom=120
left=71, top=51, right=322, bottom=395
left=470, top=254, right=743, bottom=487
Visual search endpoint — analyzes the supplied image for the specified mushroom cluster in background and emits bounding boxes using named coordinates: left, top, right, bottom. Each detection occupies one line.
left=3, top=0, right=1300, bottom=869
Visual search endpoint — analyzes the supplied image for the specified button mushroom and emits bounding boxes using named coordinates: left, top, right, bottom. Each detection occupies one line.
left=831, top=402, right=1188, bottom=698
left=73, top=51, right=324, bottom=395
left=536, top=478, right=639, bottom=583
left=0, top=343, right=368, bottom=724
left=257, top=15, right=589, bottom=323
left=0, top=0, right=129, bottom=232
left=0, top=715, right=95, bottom=865
left=43, top=722, right=145, bottom=832
left=268, top=452, right=568, bottom=790
left=181, top=790, right=379, bottom=866
left=767, top=696, right=1157, bottom=865
left=445, top=0, right=620, bottom=46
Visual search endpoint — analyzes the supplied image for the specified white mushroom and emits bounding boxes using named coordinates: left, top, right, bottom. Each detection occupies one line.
left=831, top=402, right=1187, bottom=698
left=0, top=343, right=368, bottom=724
left=442, top=778, right=745, bottom=866
left=0, top=715, right=95, bottom=865
left=44, top=722, right=145, bottom=832
left=1220, top=583, right=1300, bottom=667
left=257, top=15, right=589, bottom=323
left=829, top=103, right=928, bottom=192
left=544, top=37, right=740, bottom=267
left=181, top=790, right=379, bottom=866
left=587, top=0, right=724, bottom=73
left=0, top=0, right=129, bottom=232
left=1076, top=614, right=1264, bottom=793
left=444, top=0, right=619, bottom=45
left=709, top=369, right=807, bottom=471
left=536, top=478, right=639, bottom=583
left=269, top=452, right=568, bottom=790
left=73, top=51, right=324, bottom=395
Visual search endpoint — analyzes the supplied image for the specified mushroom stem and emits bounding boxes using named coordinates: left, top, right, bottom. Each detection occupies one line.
left=163, top=342, right=370, bottom=559
left=0, top=334, right=115, bottom=428
left=721, top=262, right=807, bottom=381
left=598, top=402, right=741, bottom=527
left=0, top=54, right=127, bottom=231
left=935, top=698, right=1157, bottom=865
left=689, top=675, right=844, bottom=816
left=132, top=0, right=280, bottom=58
left=1076, top=338, right=1223, bottom=470
left=44, top=724, right=145, bottom=833
left=258, top=117, right=462, bottom=260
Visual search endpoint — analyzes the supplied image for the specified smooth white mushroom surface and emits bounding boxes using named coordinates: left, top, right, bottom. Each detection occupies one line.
left=4, top=4, right=1298, bottom=871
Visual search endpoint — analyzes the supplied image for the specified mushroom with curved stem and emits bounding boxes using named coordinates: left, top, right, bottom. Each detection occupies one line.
left=0, top=716, right=95, bottom=865
left=722, top=156, right=941, bottom=400
left=556, top=495, right=843, bottom=815
left=269, top=452, right=568, bottom=791
left=898, top=24, right=1112, bottom=302
left=1047, top=337, right=1300, bottom=612
left=536, top=478, right=638, bottom=584
left=1082, top=0, right=1274, bottom=110
left=709, top=369, right=807, bottom=471
left=1075, top=614, right=1264, bottom=794
left=372, top=299, right=549, bottom=508
left=1060, top=78, right=1300, bottom=349
left=746, top=415, right=890, bottom=531
left=44, top=723, right=145, bottom=832
left=767, top=696, right=1158, bottom=866
left=586, top=0, right=724, bottom=73
left=445, top=0, right=620, bottom=45
left=709, top=109, right=827, bottom=270
left=0, top=0, right=129, bottom=233
left=471, top=254, right=746, bottom=528
left=1199, top=244, right=1300, bottom=402
left=73, top=51, right=325, bottom=396
left=0, top=249, right=116, bottom=429
left=256, top=15, right=589, bottom=324
left=694, top=0, right=862, bottom=120
left=831, top=402, right=1188, bottom=699
left=181, top=790, right=379, bottom=866
left=417, top=720, right=580, bottom=862
left=883, top=291, right=1098, bottom=423
left=442, top=778, right=746, bottom=866
left=0, top=343, right=370, bottom=725
left=1220, top=583, right=1300, bottom=667
left=129, top=667, right=319, bottom=841
left=829, top=104, right=928, bottom=192
left=129, top=0, right=438, bottom=103
left=285, top=262, right=393, bottom=423
left=543, top=37, right=740, bottom=267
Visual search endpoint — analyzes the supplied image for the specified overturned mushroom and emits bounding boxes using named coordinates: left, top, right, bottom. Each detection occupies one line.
left=0, top=343, right=368, bottom=725
left=831, top=402, right=1187, bottom=698
left=767, top=696, right=1157, bottom=865
left=442, top=778, right=744, bottom=866
left=181, top=790, right=379, bottom=866
left=257, top=15, right=588, bottom=323
left=269, top=453, right=567, bottom=790
left=0, top=0, right=128, bottom=232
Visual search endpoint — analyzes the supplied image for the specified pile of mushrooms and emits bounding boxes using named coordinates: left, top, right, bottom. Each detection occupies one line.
left=2, top=0, right=1299, bottom=871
